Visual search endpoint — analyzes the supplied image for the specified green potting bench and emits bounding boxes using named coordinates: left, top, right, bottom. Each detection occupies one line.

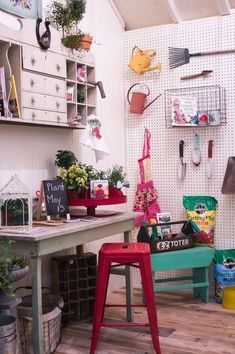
left=151, top=246, right=215, bottom=302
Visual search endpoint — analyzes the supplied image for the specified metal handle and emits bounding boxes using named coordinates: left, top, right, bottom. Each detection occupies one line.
left=31, top=97, right=35, bottom=105
left=30, top=79, right=35, bottom=87
left=56, top=64, right=61, bottom=71
left=179, top=140, right=184, bottom=158
left=208, top=140, right=213, bottom=158
left=55, top=84, right=60, bottom=92
left=127, top=83, right=150, bottom=104
left=31, top=57, right=36, bottom=65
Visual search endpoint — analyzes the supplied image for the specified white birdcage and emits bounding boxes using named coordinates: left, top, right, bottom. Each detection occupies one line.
left=0, top=175, right=32, bottom=232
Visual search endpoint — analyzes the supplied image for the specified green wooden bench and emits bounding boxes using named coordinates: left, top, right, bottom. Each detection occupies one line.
left=151, top=246, right=215, bottom=303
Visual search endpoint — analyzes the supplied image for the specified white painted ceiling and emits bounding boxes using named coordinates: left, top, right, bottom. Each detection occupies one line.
left=111, top=0, right=235, bottom=30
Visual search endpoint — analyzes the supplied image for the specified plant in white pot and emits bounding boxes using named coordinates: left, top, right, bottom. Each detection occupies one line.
left=47, top=0, right=93, bottom=50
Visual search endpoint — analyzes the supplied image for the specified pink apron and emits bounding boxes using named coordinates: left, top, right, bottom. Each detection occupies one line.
left=133, top=128, right=161, bottom=226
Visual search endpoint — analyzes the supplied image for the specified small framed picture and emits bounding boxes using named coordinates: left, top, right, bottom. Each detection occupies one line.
left=157, top=213, right=172, bottom=239
left=90, top=180, right=109, bottom=199
left=208, top=110, right=221, bottom=126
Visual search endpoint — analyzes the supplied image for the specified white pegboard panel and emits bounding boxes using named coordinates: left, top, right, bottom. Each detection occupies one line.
left=124, top=16, right=235, bottom=287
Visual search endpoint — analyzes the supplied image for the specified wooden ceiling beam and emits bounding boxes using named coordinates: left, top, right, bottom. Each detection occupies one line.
left=216, top=0, right=231, bottom=15
left=108, top=0, right=126, bottom=29
left=166, top=0, right=182, bottom=23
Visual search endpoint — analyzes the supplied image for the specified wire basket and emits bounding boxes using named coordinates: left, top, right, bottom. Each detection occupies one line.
left=16, top=288, right=64, bottom=354
left=164, top=85, right=226, bottom=127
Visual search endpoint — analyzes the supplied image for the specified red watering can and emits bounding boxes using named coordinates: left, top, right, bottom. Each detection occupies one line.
left=127, top=83, right=162, bottom=114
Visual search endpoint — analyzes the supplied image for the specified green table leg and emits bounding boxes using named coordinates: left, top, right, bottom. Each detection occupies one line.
left=193, top=267, right=209, bottom=303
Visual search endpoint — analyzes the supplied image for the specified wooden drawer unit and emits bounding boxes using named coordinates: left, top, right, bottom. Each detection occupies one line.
left=0, top=20, right=95, bottom=128
left=22, top=92, right=66, bottom=113
left=23, top=108, right=67, bottom=124
left=22, top=45, right=66, bottom=78
left=22, top=71, right=66, bottom=98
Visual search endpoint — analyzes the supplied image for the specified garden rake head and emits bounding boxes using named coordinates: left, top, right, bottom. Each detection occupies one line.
left=169, top=47, right=192, bottom=69
left=169, top=46, right=235, bottom=69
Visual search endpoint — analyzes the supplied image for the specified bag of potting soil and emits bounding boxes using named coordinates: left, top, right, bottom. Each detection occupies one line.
left=183, top=196, right=217, bottom=246
left=214, top=249, right=235, bottom=303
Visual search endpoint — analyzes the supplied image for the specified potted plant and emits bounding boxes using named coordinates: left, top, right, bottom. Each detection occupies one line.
left=48, top=0, right=93, bottom=51
left=0, top=240, right=29, bottom=305
left=55, top=149, right=78, bottom=169
left=59, top=164, right=88, bottom=198
left=107, top=165, right=126, bottom=188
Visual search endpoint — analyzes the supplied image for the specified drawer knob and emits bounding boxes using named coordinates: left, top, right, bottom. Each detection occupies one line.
left=31, top=57, right=36, bottom=65
left=30, top=79, right=35, bottom=87
left=56, top=64, right=61, bottom=71
left=32, top=112, right=36, bottom=120
left=57, top=115, right=61, bottom=122
left=56, top=101, right=60, bottom=108
left=31, top=97, right=35, bottom=105
left=55, top=84, right=60, bottom=92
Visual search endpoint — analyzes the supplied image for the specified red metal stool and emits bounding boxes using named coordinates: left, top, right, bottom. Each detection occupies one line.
left=90, top=242, right=161, bottom=354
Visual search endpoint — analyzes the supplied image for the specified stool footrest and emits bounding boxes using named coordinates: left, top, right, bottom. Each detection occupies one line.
left=101, top=322, right=150, bottom=327
left=105, top=304, right=145, bottom=308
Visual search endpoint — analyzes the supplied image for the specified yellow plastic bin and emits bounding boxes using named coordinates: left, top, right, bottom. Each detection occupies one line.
left=222, top=286, right=235, bottom=310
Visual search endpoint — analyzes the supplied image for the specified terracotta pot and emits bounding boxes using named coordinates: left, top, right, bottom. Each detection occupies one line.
left=79, top=34, right=93, bottom=51
left=62, top=34, right=92, bottom=51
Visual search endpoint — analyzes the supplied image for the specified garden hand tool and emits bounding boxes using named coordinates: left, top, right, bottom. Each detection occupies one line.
left=169, top=47, right=235, bottom=68
left=191, top=133, right=201, bottom=166
left=177, top=140, right=186, bottom=180
left=206, top=140, right=213, bottom=178
left=181, top=70, right=213, bottom=80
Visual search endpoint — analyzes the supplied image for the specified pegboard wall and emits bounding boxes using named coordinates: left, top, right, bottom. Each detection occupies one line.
left=124, top=16, right=235, bottom=287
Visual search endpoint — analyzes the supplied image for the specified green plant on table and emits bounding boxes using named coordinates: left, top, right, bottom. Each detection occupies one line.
left=55, top=149, right=78, bottom=169
left=59, top=164, right=88, bottom=192
left=107, top=165, right=126, bottom=188
left=78, top=163, right=106, bottom=183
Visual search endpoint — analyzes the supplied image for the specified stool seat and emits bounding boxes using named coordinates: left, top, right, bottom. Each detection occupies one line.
left=100, top=242, right=150, bottom=255
left=90, top=242, right=161, bottom=354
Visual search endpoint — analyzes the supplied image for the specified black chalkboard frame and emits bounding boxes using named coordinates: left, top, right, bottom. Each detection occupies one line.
left=42, top=179, right=70, bottom=217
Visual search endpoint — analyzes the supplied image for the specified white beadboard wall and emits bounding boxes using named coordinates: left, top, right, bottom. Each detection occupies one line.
left=124, top=15, right=235, bottom=249
left=0, top=0, right=125, bottom=291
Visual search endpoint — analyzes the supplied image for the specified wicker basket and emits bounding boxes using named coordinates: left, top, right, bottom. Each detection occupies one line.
left=17, top=291, right=64, bottom=354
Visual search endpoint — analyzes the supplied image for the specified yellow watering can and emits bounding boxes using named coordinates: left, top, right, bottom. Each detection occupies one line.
left=129, top=46, right=162, bottom=75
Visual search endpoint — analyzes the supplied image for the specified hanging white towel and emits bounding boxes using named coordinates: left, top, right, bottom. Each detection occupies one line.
left=80, top=114, right=110, bottom=162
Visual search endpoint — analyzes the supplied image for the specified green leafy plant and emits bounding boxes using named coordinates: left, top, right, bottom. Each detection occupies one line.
left=47, top=0, right=87, bottom=49
left=78, top=163, right=106, bottom=182
left=59, top=164, right=88, bottom=191
left=55, top=150, right=78, bottom=169
left=0, top=240, right=28, bottom=291
left=107, top=165, right=126, bottom=188
left=77, top=87, right=85, bottom=103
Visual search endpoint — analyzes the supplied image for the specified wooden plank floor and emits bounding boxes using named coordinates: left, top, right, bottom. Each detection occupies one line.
left=55, top=289, right=235, bottom=354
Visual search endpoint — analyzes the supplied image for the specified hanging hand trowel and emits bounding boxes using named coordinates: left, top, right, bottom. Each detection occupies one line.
left=178, top=140, right=186, bottom=180
left=191, top=133, right=201, bottom=166
left=206, top=140, right=213, bottom=178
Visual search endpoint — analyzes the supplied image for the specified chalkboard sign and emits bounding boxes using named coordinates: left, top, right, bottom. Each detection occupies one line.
left=43, top=180, right=69, bottom=216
